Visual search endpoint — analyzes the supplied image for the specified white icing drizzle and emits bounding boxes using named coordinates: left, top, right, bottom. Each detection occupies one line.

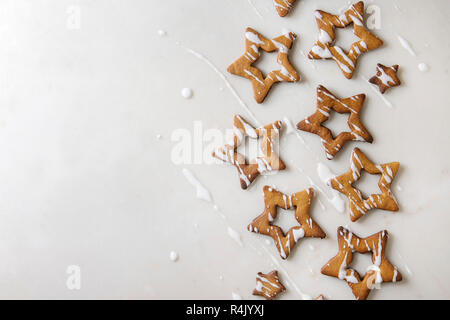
left=181, top=87, right=193, bottom=99
left=418, top=63, right=429, bottom=72
left=169, top=251, right=179, bottom=262
left=245, top=31, right=265, bottom=45
left=367, top=265, right=383, bottom=284
left=246, top=0, right=263, bottom=19
left=376, top=66, right=395, bottom=86
left=182, top=168, right=212, bottom=202
left=362, top=75, right=393, bottom=108
left=227, top=227, right=244, bottom=247
left=255, top=274, right=281, bottom=294
left=181, top=46, right=261, bottom=126
left=262, top=246, right=312, bottom=300
left=292, top=228, right=305, bottom=242
left=316, top=163, right=346, bottom=213
left=397, top=35, right=416, bottom=56
left=231, top=292, right=242, bottom=300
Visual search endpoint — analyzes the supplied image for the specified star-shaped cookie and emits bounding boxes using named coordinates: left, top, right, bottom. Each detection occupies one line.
left=248, top=186, right=326, bottom=260
left=213, top=115, right=285, bottom=190
left=308, top=1, right=383, bottom=79
left=228, top=27, right=300, bottom=103
left=369, top=64, right=401, bottom=94
left=321, top=227, right=402, bottom=300
left=297, top=85, right=373, bottom=160
left=253, top=270, right=286, bottom=300
left=273, top=0, right=297, bottom=17
left=329, top=148, right=400, bottom=222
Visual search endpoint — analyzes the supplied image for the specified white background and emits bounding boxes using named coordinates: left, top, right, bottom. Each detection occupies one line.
left=0, top=0, right=449, bottom=299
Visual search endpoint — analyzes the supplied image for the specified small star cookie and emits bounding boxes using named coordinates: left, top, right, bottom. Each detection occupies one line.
left=248, top=186, right=326, bottom=260
left=228, top=27, right=300, bottom=103
left=308, top=1, right=383, bottom=79
left=297, top=85, right=373, bottom=160
left=369, top=64, right=401, bottom=94
left=273, top=0, right=297, bottom=17
left=329, top=148, right=400, bottom=222
left=253, top=270, right=286, bottom=300
left=213, top=115, right=285, bottom=190
left=321, top=227, right=402, bottom=300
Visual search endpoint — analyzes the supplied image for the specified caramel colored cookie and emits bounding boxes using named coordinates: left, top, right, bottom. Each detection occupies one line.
left=273, top=0, right=297, bottom=17
left=329, top=148, right=399, bottom=222
left=228, top=27, right=300, bottom=103
left=248, top=186, right=326, bottom=260
left=213, top=115, right=285, bottom=190
left=308, top=1, right=383, bottom=79
left=297, top=85, right=373, bottom=160
left=253, top=270, right=286, bottom=300
left=369, top=64, right=401, bottom=94
left=322, top=227, right=402, bottom=300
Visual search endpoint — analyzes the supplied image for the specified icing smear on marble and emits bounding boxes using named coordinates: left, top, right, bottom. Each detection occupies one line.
left=262, top=246, right=312, bottom=300
left=317, top=163, right=346, bottom=213
left=181, top=45, right=260, bottom=126
left=362, top=75, right=393, bottom=108
left=227, top=227, right=244, bottom=247
left=231, top=292, right=242, bottom=300
left=397, top=35, right=416, bottom=56
left=182, top=168, right=212, bottom=202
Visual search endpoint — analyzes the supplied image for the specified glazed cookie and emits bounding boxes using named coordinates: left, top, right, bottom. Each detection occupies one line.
left=273, top=0, right=297, bottom=17
left=253, top=270, right=286, bottom=300
left=228, top=27, right=300, bottom=103
left=329, top=148, right=400, bottom=222
left=297, top=85, right=373, bottom=160
left=321, top=227, right=402, bottom=300
left=308, top=1, right=383, bottom=79
left=248, top=186, right=326, bottom=260
left=213, top=115, right=285, bottom=190
left=369, top=64, right=401, bottom=94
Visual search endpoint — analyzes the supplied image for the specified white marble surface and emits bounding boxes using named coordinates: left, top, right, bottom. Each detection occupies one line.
left=0, top=0, right=449, bottom=299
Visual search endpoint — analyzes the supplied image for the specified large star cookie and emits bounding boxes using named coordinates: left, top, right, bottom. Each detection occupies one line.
left=253, top=270, right=286, bottom=300
left=322, top=227, right=402, bottom=300
left=308, top=1, right=383, bottom=79
left=297, top=85, right=373, bottom=160
left=369, top=64, right=401, bottom=94
left=273, top=0, right=297, bottom=17
left=213, top=115, right=285, bottom=190
left=228, top=27, right=300, bottom=103
left=329, top=148, right=400, bottom=222
left=248, top=186, right=325, bottom=259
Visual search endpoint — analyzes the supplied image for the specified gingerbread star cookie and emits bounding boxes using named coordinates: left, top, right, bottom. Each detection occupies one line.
left=253, top=270, right=286, bottom=300
left=297, top=85, right=373, bottom=160
left=228, top=27, right=300, bottom=103
left=308, top=1, right=383, bottom=79
left=321, top=227, right=402, bottom=300
left=213, top=115, right=285, bottom=190
left=248, top=186, right=326, bottom=260
left=273, top=0, right=297, bottom=17
left=369, top=64, right=401, bottom=94
left=329, top=148, right=400, bottom=222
